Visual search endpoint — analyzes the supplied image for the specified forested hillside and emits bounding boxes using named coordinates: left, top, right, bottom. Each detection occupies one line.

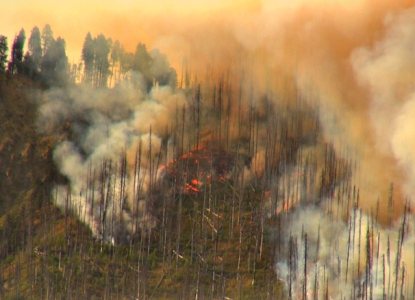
left=0, top=22, right=412, bottom=300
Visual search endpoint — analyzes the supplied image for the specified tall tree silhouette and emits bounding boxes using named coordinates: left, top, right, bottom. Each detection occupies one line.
left=41, top=24, right=54, bottom=56
left=82, top=32, right=94, bottom=85
left=132, top=43, right=153, bottom=91
left=109, top=40, right=121, bottom=86
left=28, top=27, right=42, bottom=71
left=8, top=29, right=26, bottom=75
left=0, top=35, right=7, bottom=73
left=41, top=37, right=68, bottom=86
left=93, top=34, right=111, bottom=88
left=23, top=26, right=42, bottom=78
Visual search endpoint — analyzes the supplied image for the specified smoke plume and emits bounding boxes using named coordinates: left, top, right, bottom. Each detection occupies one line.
left=101, top=0, right=415, bottom=216
left=27, top=0, right=415, bottom=297
left=38, top=78, right=188, bottom=240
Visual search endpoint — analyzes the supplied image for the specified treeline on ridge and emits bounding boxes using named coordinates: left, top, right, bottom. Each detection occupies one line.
left=0, top=24, right=177, bottom=91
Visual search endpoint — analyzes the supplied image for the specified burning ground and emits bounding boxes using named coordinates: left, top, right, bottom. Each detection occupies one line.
left=37, top=64, right=360, bottom=298
left=2, top=0, right=415, bottom=298
left=37, top=56, right=415, bottom=298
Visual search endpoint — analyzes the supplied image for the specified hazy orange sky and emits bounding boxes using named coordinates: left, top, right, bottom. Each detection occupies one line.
left=2, top=0, right=413, bottom=68
left=0, top=0, right=359, bottom=69
left=1, top=0, right=259, bottom=66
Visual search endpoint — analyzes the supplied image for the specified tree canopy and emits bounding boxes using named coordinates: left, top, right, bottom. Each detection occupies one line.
left=41, top=24, right=54, bottom=56
left=41, top=37, right=68, bottom=86
left=0, top=35, right=7, bottom=73
left=2, top=25, right=177, bottom=90
left=7, top=29, right=26, bottom=75
left=23, top=26, right=42, bottom=78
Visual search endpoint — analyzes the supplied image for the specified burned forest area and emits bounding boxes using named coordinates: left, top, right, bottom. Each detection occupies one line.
left=0, top=19, right=415, bottom=300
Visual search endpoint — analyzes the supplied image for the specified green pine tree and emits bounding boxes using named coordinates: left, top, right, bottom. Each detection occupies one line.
left=0, top=35, right=8, bottom=73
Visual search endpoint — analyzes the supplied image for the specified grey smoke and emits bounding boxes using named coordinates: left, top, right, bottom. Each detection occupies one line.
left=37, top=64, right=187, bottom=241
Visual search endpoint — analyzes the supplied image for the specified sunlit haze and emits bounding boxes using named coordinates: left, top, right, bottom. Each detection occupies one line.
left=3, top=1, right=415, bottom=298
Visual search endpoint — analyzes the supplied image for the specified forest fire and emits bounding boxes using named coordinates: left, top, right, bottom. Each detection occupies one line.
left=4, top=0, right=415, bottom=298
left=159, top=146, right=244, bottom=194
left=263, top=190, right=299, bottom=215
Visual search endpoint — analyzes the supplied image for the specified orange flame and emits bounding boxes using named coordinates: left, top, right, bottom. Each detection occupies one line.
left=186, top=183, right=200, bottom=193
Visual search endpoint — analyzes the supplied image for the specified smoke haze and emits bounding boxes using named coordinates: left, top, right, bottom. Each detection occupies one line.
left=5, top=0, right=415, bottom=297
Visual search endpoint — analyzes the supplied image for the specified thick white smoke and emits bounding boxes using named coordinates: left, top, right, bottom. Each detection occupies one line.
left=273, top=5, right=415, bottom=298
left=277, top=205, right=415, bottom=299
left=351, top=6, right=415, bottom=197
left=38, top=76, right=187, bottom=241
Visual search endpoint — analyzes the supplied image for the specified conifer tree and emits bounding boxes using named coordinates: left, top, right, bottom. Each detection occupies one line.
left=28, top=27, right=42, bottom=71
left=23, top=26, right=42, bottom=78
left=82, top=32, right=94, bottom=85
left=8, top=29, right=26, bottom=74
left=119, top=49, right=133, bottom=81
left=93, top=34, right=111, bottom=88
left=0, top=35, right=7, bottom=73
left=41, top=37, right=69, bottom=86
left=22, top=52, right=34, bottom=77
left=132, top=43, right=153, bottom=91
left=109, top=40, right=121, bottom=86
left=41, top=24, right=54, bottom=56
